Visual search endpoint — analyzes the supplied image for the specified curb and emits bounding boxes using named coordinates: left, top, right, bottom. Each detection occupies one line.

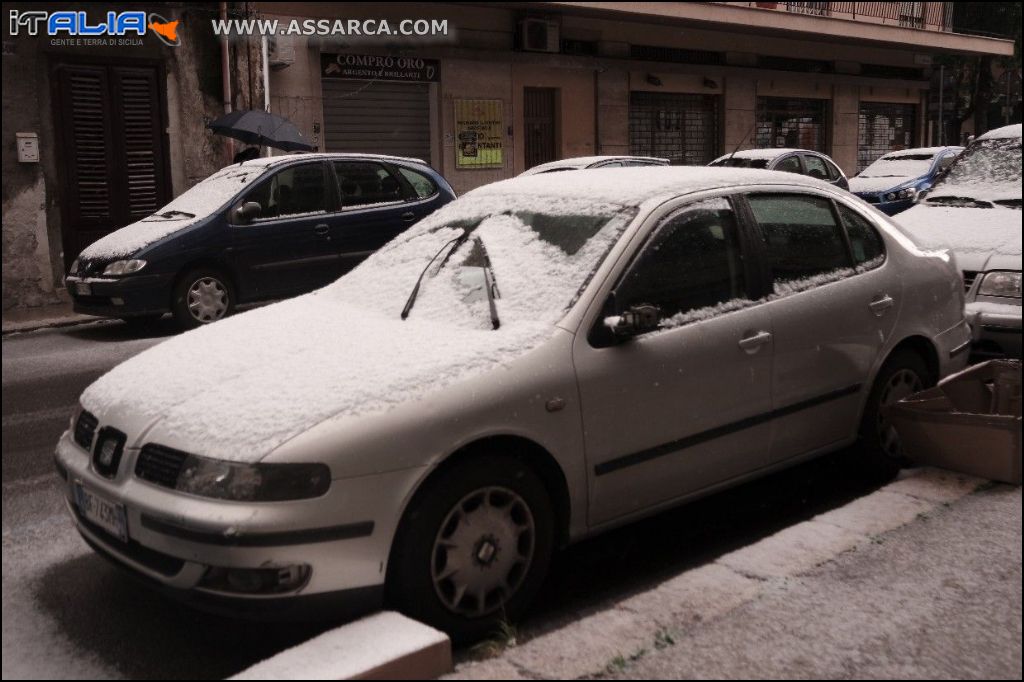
left=230, top=611, right=452, bottom=680
left=1, top=315, right=97, bottom=336
left=445, top=467, right=987, bottom=680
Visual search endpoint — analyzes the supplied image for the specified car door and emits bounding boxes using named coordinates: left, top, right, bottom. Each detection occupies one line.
left=742, top=190, right=897, bottom=464
left=329, top=160, right=428, bottom=274
left=573, top=195, right=775, bottom=526
left=803, top=153, right=847, bottom=190
left=227, top=161, right=340, bottom=298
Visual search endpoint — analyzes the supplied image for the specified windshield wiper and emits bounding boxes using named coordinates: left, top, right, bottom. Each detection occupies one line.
left=157, top=209, right=196, bottom=219
left=994, top=199, right=1022, bottom=208
left=925, top=196, right=994, bottom=208
left=401, top=231, right=469, bottom=320
left=476, top=237, right=501, bottom=330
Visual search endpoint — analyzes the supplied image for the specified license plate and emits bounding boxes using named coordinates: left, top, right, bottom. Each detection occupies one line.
left=74, top=482, right=128, bottom=543
left=74, top=281, right=92, bottom=296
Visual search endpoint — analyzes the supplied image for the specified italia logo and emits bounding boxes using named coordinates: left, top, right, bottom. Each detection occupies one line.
left=8, top=10, right=182, bottom=46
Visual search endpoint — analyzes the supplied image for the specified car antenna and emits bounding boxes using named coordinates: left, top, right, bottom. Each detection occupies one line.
left=727, top=121, right=756, bottom=162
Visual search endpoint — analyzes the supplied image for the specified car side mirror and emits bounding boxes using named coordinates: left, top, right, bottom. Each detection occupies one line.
left=605, top=304, right=662, bottom=339
left=233, top=201, right=262, bottom=224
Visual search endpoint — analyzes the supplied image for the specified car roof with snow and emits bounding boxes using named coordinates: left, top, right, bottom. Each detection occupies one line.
left=234, top=152, right=430, bottom=168
left=976, top=123, right=1022, bottom=141
left=711, top=148, right=809, bottom=163
left=467, top=165, right=835, bottom=208
left=522, top=155, right=670, bottom=174
left=878, top=146, right=963, bottom=159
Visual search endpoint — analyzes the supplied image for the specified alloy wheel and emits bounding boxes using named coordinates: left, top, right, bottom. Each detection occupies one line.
left=876, top=368, right=923, bottom=459
left=430, top=486, right=535, bottom=617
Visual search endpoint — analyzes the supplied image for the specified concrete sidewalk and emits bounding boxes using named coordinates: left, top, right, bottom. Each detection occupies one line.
left=447, top=469, right=1021, bottom=679
left=2, top=301, right=93, bottom=335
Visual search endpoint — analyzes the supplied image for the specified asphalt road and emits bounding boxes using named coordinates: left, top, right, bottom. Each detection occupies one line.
left=2, top=319, right=889, bottom=678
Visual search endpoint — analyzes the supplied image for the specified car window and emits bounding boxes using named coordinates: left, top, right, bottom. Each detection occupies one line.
left=836, top=204, right=885, bottom=267
left=748, top=194, right=852, bottom=288
left=243, top=162, right=328, bottom=220
left=597, top=161, right=623, bottom=168
left=825, top=159, right=843, bottom=182
left=334, top=161, right=404, bottom=208
left=615, top=198, right=747, bottom=326
left=774, top=155, right=802, bottom=174
left=802, top=155, right=830, bottom=181
left=397, top=166, right=438, bottom=199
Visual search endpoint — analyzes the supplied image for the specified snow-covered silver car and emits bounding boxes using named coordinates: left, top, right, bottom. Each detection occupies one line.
left=896, top=124, right=1021, bottom=358
left=55, top=167, right=970, bottom=640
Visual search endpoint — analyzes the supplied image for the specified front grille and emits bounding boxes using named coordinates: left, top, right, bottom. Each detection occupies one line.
left=963, top=270, right=979, bottom=293
left=135, top=444, right=189, bottom=489
left=74, top=411, right=98, bottom=450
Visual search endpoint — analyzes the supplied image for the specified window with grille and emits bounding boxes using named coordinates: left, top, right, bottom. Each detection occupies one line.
left=755, top=97, right=828, bottom=153
left=629, top=92, right=721, bottom=165
left=857, top=102, right=917, bottom=172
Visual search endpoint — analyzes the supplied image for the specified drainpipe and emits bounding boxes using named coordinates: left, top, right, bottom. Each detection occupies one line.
left=220, top=1, right=234, bottom=162
left=261, top=34, right=271, bottom=156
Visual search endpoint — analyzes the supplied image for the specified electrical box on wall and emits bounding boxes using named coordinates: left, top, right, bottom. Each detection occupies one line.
left=16, top=132, right=39, bottom=163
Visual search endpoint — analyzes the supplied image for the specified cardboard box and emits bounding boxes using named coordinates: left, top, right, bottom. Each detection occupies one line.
left=886, top=360, right=1021, bottom=485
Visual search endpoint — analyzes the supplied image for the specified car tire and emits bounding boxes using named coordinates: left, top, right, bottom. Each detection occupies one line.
left=387, top=453, right=555, bottom=644
left=171, top=268, right=235, bottom=330
left=858, top=349, right=933, bottom=479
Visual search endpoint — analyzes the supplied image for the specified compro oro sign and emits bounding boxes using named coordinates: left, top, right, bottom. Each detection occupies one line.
left=321, top=53, right=439, bottom=82
left=455, top=99, right=504, bottom=169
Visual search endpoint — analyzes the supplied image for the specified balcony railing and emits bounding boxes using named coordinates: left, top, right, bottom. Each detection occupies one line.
left=728, top=3, right=1014, bottom=39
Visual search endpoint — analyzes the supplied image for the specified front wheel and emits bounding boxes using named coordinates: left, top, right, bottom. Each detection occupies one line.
left=386, top=453, right=555, bottom=643
left=171, top=268, right=235, bottom=330
left=858, top=350, right=932, bottom=478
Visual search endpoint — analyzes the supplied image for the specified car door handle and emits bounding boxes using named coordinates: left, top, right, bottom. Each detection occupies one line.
left=313, top=223, right=330, bottom=236
left=869, top=295, right=895, bottom=316
left=738, top=330, right=772, bottom=353
left=401, top=211, right=417, bottom=222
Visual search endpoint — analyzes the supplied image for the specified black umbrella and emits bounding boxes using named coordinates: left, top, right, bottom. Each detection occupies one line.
left=207, top=109, right=313, bottom=152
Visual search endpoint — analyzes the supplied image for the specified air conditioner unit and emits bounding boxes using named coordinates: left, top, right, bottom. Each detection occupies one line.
left=268, top=35, right=295, bottom=69
left=518, top=18, right=559, bottom=53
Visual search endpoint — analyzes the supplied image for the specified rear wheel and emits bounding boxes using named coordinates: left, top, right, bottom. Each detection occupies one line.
left=171, top=268, right=235, bottom=329
left=387, top=453, right=555, bottom=643
left=858, top=350, right=932, bottom=478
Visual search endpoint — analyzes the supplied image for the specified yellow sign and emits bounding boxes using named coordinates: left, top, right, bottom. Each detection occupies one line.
left=455, top=99, right=504, bottom=168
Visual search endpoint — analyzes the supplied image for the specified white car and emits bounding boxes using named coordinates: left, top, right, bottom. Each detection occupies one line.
left=896, top=124, right=1021, bottom=358
left=520, top=155, right=668, bottom=175
left=56, top=167, right=969, bottom=640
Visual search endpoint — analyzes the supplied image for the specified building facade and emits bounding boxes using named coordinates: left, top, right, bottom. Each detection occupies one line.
left=1, top=2, right=1014, bottom=311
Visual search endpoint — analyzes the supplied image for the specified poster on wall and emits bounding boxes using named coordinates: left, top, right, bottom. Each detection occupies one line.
left=455, top=99, right=504, bottom=168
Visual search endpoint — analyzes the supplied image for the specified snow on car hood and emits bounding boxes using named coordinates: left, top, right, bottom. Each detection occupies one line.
left=78, top=164, right=267, bottom=260
left=895, top=204, right=1022, bottom=271
left=80, top=193, right=635, bottom=462
left=849, top=175, right=922, bottom=194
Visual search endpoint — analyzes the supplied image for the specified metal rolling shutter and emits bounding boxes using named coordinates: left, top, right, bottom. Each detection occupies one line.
left=322, top=80, right=431, bottom=161
left=857, top=102, right=918, bottom=172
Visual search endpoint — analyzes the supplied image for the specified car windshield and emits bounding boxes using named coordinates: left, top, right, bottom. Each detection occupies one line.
left=329, top=195, right=637, bottom=330
left=858, top=153, right=934, bottom=178
left=926, top=138, right=1022, bottom=206
left=143, top=164, right=268, bottom=221
left=710, top=157, right=770, bottom=169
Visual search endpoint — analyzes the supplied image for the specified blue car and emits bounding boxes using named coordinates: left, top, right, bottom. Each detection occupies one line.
left=849, top=146, right=963, bottom=215
left=66, top=154, right=456, bottom=328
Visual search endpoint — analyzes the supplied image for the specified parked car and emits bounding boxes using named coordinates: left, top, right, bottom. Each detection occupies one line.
left=57, top=167, right=970, bottom=640
left=896, top=124, right=1021, bottom=358
left=65, top=153, right=456, bottom=329
left=709, top=148, right=849, bottom=190
left=849, top=146, right=963, bottom=215
left=520, top=155, right=669, bottom=175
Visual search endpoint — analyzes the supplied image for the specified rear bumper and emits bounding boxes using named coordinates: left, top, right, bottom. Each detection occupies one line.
left=65, top=273, right=172, bottom=318
left=966, top=300, right=1022, bottom=358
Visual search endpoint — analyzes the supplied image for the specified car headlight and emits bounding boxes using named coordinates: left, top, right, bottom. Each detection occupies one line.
left=69, top=258, right=80, bottom=275
left=175, top=453, right=331, bottom=501
left=885, top=188, right=916, bottom=202
left=978, top=271, right=1022, bottom=299
left=102, top=259, right=147, bottom=276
